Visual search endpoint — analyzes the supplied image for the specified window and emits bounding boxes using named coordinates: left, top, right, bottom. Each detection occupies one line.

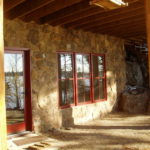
left=58, top=52, right=106, bottom=108
left=76, top=54, right=91, bottom=104
left=92, top=54, right=106, bottom=101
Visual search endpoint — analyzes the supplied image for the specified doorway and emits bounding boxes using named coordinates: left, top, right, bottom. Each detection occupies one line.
left=4, top=48, right=32, bottom=134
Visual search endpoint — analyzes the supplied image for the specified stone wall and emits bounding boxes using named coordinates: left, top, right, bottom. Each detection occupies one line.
left=4, top=19, right=126, bottom=132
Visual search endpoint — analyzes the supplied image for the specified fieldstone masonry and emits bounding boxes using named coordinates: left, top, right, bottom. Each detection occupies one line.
left=4, top=19, right=126, bottom=132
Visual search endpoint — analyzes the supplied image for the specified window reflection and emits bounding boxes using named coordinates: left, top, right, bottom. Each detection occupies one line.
left=58, top=53, right=74, bottom=106
left=76, top=54, right=90, bottom=78
left=93, top=56, right=104, bottom=77
left=59, top=54, right=73, bottom=79
left=5, top=53, right=25, bottom=125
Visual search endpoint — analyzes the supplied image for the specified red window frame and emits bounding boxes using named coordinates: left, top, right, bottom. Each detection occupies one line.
left=57, top=52, right=107, bottom=109
left=57, top=52, right=76, bottom=109
left=75, top=53, right=92, bottom=105
left=91, top=54, right=107, bottom=102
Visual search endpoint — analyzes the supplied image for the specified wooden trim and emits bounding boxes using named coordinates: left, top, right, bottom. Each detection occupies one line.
left=145, top=0, right=150, bottom=86
left=0, top=0, right=7, bottom=149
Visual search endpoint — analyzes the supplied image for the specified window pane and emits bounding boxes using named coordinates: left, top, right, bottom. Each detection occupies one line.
left=77, top=79, right=91, bottom=103
left=83, top=55, right=90, bottom=78
left=59, top=80, right=74, bottom=106
left=93, top=56, right=104, bottom=77
left=77, top=80, right=84, bottom=102
left=76, top=54, right=90, bottom=78
left=5, top=53, right=25, bottom=125
left=94, top=79, right=99, bottom=100
left=94, top=79, right=105, bottom=100
left=76, top=54, right=83, bottom=78
left=84, top=79, right=91, bottom=101
left=59, top=54, right=73, bottom=79
left=99, top=79, right=105, bottom=99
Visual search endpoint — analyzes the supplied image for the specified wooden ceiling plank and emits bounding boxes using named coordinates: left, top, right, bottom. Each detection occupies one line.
left=122, top=32, right=146, bottom=38
left=4, top=0, right=25, bottom=12
left=50, top=7, right=104, bottom=26
left=40, top=0, right=93, bottom=24
left=81, top=8, right=145, bottom=31
left=64, top=0, right=144, bottom=28
left=100, top=23, right=146, bottom=36
left=93, top=18, right=146, bottom=33
left=5, top=0, right=54, bottom=19
left=92, top=15, right=145, bottom=32
left=22, top=0, right=82, bottom=22
left=107, top=27, right=146, bottom=38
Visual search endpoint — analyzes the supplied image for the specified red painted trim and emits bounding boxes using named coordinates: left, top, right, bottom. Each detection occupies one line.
left=24, top=50, right=32, bottom=131
left=5, top=48, right=32, bottom=134
left=7, top=122, right=25, bottom=135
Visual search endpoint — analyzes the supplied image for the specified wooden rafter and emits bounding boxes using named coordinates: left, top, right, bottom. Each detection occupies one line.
left=64, top=0, right=143, bottom=28
left=5, top=0, right=54, bottom=19
left=93, top=18, right=146, bottom=34
left=40, top=0, right=92, bottom=24
left=21, top=0, right=83, bottom=22
left=79, top=7, right=144, bottom=31
left=4, top=0, right=25, bottom=12
left=4, top=0, right=145, bottom=42
left=91, top=15, right=145, bottom=32
left=50, top=7, right=104, bottom=26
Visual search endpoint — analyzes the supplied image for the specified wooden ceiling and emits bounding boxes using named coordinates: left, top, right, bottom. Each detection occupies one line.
left=4, top=0, right=147, bottom=43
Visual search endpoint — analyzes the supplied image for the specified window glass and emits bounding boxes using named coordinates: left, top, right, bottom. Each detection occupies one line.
left=58, top=53, right=74, bottom=106
left=93, top=55, right=104, bottom=77
left=77, top=80, right=84, bottom=103
left=59, top=79, right=74, bottom=106
left=59, top=54, right=73, bottom=79
left=92, top=55, right=105, bottom=101
left=76, top=54, right=83, bottom=78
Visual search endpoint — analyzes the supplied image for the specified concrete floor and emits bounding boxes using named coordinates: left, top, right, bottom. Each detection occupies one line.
left=8, top=113, right=150, bottom=150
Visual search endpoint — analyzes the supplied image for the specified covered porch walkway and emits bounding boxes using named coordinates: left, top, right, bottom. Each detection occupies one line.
left=8, top=113, right=150, bottom=150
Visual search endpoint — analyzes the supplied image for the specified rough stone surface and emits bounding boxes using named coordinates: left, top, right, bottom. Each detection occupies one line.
left=120, top=89, right=150, bottom=113
left=126, top=61, right=143, bottom=86
left=4, top=19, right=126, bottom=132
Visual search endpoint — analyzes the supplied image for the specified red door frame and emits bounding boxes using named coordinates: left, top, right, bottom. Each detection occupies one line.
left=5, top=47, right=32, bottom=134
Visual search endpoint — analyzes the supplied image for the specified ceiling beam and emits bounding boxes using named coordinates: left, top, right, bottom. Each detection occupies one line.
left=22, top=0, right=82, bottom=22
left=4, top=0, right=25, bottom=12
left=5, top=0, right=54, bottom=19
left=40, top=0, right=92, bottom=24
left=91, top=14, right=145, bottom=32
left=50, top=7, right=104, bottom=26
left=122, top=31, right=146, bottom=38
left=79, top=7, right=145, bottom=31
left=99, top=23, right=146, bottom=36
left=108, top=27, right=146, bottom=38
left=64, top=1, right=144, bottom=28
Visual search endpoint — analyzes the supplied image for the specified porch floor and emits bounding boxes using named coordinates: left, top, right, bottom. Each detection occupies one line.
left=8, top=112, right=150, bottom=150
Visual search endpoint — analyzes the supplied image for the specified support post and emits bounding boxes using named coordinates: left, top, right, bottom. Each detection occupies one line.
left=0, top=0, right=7, bottom=149
left=145, top=0, right=150, bottom=86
